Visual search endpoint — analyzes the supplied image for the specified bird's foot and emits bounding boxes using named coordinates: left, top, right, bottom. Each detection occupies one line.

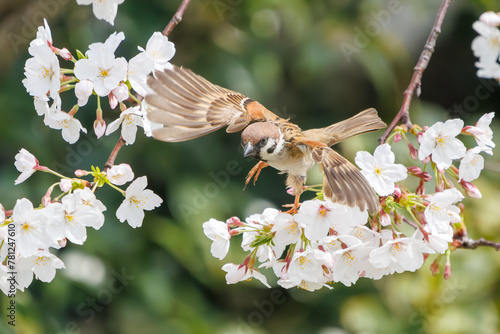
left=244, top=161, right=269, bottom=190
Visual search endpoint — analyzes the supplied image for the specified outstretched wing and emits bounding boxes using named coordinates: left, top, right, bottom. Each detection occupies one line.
left=303, top=108, right=386, bottom=147
left=312, top=146, right=380, bottom=213
left=145, top=65, right=280, bottom=142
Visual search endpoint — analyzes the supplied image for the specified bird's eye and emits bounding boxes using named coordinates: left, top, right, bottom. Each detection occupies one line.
left=260, top=138, right=267, bottom=145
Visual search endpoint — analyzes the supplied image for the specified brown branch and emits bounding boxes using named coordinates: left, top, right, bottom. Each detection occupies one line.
left=104, top=136, right=126, bottom=171
left=103, top=0, right=192, bottom=171
left=455, top=236, right=500, bottom=251
left=379, top=0, right=453, bottom=144
left=162, top=0, right=191, bottom=37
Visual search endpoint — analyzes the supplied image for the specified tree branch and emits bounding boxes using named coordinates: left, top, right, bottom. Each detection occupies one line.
left=455, top=236, right=500, bottom=251
left=162, top=0, right=191, bottom=37
left=379, top=0, right=453, bottom=144
left=103, top=0, right=192, bottom=171
left=104, top=136, right=126, bottom=172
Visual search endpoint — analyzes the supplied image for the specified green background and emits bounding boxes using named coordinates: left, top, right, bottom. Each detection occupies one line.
left=1, top=0, right=500, bottom=333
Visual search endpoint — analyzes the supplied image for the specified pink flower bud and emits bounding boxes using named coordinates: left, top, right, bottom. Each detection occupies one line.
left=422, top=156, right=431, bottom=164
left=479, top=11, right=500, bottom=27
left=462, top=125, right=484, bottom=136
left=435, top=180, right=444, bottom=192
left=421, top=172, right=432, bottom=182
left=407, top=166, right=422, bottom=175
left=42, top=193, right=51, bottom=207
left=109, top=94, right=118, bottom=110
left=408, top=142, right=418, bottom=160
left=430, top=259, right=440, bottom=276
left=394, top=133, right=402, bottom=143
left=416, top=180, right=426, bottom=195
left=58, top=238, right=67, bottom=248
left=379, top=212, right=391, bottom=226
left=226, top=216, right=242, bottom=227
left=109, top=84, right=129, bottom=109
left=74, top=169, right=88, bottom=177
left=392, top=186, right=402, bottom=198
left=59, top=48, right=73, bottom=60
left=460, top=180, right=482, bottom=198
left=94, top=119, right=107, bottom=139
left=75, top=80, right=94, bottom=107
left=444, top=263, right=451, bottom=280
left=59, top=178, right=72, bottom=192
left=416, top=132, right=423, bottom=144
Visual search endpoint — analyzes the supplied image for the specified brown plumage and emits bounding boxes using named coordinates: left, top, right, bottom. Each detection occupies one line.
left=146, top=65, right=386, bottom=213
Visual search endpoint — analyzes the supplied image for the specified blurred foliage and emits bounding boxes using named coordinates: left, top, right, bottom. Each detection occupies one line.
left=1, top=0, right=500, bottom=333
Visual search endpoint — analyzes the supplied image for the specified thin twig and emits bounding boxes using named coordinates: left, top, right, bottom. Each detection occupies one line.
left=104, top=136, right=126, bottom=171
left=379, top=0, right=453, bottom=144
left=455, top=236, right=500, bottom=251
left=162, top=0, right=192, bottom=37
left=103, top=0, right=192, bottom=170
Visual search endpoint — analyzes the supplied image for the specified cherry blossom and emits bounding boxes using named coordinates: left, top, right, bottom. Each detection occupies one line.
left=22, top=42, right=60, bottom=99
left=107, top=163, right=134, bottom=185
left=127, top=52, right=154, bottom=97
left=459, top=147, right=484, bottom=182
left=76, top=0, right=124, bottom=25
left=46, top=192, right=105, bottom=245
left=271, top=213, right=301, bottom=247
left=472, top=21, right=500, bottom=66
left=464, top=112, right=495, bottom=155
left=12, top=199, right=55, bottom=257
left=141, top=100, right=163, bottom=137
left=116, top=176, right=163, bottom=228
left=74, top=32, right=128, bottom=96
left=355, top=143, right=407, bottom=196
left=44, top=109, right=87, bottom=144
left=16, top=250, right=65, bottom=289
left=222, top=263, right=270, bottom=287
left=294, top=199, right=368, bottom=240
left=34, top=95, right=61, bottom=117
left=14, top=149, right=40, bottom=185
left=75, top=79, right=94, bottom=107
left=105, top=106, right=144, bottom=144
left=59, top=178, right=72, bottom=192
left=479, top=11, right=500, bottom=27
left=418, top=119, right=466, bottom=169
left=331, top=235, right=369, bottom=286
left=369, top=233, right=434, bottom=273
left=74, top=188, right=106, bottom=230
left=275, top=248, right=333, bottom=291
left=203, top=219, right=231, bottom=260
left=140, top=32, right=176, bottom=71
left=424, top=188, right=464, bottom=235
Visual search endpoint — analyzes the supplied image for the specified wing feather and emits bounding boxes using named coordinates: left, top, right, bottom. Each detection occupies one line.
left=145, top=65, right=279, bottom=142
left=303, top=108, right=386, bottom=146
left=313, top=147, right=380, bottom=213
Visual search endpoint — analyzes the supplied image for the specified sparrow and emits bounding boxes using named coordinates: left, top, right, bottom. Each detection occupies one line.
left=145, top=65, right=387, bottom=213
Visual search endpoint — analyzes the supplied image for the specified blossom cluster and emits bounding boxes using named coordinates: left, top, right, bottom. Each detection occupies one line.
left=0, top=149, right=162, bottom=295
left=22, top=19, right=174, bottom=144
left=203, top=112, right=495, bottom=291
left=472, top=11, right=500, bottom=80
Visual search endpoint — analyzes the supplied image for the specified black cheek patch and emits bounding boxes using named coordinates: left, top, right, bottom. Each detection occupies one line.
left=267, top=142, right=277, bottom=154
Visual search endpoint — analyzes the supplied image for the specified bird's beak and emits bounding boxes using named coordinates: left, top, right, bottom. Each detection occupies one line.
left=243, top=142, right=258, bottom=158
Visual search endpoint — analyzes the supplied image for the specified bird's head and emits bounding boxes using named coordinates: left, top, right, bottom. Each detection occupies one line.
left=241, top=122, right=282, bottom=160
